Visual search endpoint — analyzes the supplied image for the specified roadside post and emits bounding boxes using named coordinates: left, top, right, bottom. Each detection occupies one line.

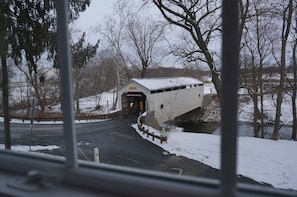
left=94, top=148, right=100, bottom=163
left=29, top=98, right=36, bottom=152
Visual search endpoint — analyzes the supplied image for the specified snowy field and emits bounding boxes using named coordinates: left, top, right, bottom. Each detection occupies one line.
left=132, top=124, right=297, bottom=191
left=1, top=83, right=297, bottom=191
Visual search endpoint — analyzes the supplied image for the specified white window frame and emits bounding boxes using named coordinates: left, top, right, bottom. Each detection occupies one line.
left=0, top=1, right=296, bottom=197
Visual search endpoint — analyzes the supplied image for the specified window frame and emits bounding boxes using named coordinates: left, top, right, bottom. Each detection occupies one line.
left=0, top=1, right=296, bottom=197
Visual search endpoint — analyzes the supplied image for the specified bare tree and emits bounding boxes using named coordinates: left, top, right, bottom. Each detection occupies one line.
left=272, top=0, right=294, bottom=140
left=291, top=40, right=297, bottom=140
left=15, top=61, right=54, bottom=113
left=152, top=0, right=222, bottom=102
left=290, top=5, right=297, bottom=140
left=241, top=53, right=261, bottom=137
left=241, top=0, right=274, bottom=137
left=239, top=0, right=250, bottom=44
left=288, top=39, right=297, bottom=140
left=126, top=15, right=166, bottom=78
left=98, top=0, right=167, bottom=109
left=83, top=49, right=119, bottom=96
left=98, top=2, right=131, bottom=79
left=99, top=0, right=166, bottom=79
left=71, top=32, right=99, bottom=114
left=45, top=69, right=61, bottom=108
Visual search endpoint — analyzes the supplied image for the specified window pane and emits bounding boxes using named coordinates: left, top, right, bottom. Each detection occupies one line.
left=1, top=1, right=296, bottom=196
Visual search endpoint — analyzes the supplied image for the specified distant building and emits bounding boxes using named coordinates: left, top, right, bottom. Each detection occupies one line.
left=118, top=77, right=204, bottom=126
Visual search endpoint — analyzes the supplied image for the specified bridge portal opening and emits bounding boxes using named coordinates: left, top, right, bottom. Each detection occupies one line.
left=121, top=92, right=146, bottom=116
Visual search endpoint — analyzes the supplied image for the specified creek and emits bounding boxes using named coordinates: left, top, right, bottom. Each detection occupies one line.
left=175, top=121, right=293, bottom=140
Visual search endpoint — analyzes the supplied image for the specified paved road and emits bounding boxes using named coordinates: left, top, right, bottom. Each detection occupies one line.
left=0, top=118, right=265, bottom=185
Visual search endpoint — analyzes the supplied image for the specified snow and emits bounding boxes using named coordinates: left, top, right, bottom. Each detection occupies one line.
left=132, top=77, right=203, bottom=91
left=0, top=144, right=59, bottom=152
left=203, top=82, right=217, bottom=95
left=237, top=137, right=297, bottom=189
left=132, top=124, right=297, bottom=191
left=49, top=90, right=120, bottom=115
left=238, top=92, right=295, bottom=125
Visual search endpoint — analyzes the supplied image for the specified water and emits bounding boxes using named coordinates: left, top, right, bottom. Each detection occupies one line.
left=175, top=121, right=219, bottom=134
left=176, top=121, right=293, bottom=140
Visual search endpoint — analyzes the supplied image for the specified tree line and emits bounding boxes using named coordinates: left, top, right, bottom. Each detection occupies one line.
left=98, top=0, right=296, bottom=140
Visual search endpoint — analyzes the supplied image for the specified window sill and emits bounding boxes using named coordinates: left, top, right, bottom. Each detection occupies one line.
left=0, top=150, right=296, bottom=197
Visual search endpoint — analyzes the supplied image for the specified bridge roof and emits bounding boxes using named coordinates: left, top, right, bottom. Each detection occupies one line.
left=132, top=77, right=203, bottom=91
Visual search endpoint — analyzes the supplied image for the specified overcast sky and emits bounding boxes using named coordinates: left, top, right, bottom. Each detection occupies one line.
left=78, top=1, right=116, bottom=28
left=72, top=0, right=117, bottom=42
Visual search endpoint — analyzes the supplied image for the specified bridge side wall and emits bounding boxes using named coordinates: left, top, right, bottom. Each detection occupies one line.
left=148, top=85, right=204, bottom=125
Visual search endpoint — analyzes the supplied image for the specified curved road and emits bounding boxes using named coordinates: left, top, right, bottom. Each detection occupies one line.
left=0, top=118, right=263, bottom=185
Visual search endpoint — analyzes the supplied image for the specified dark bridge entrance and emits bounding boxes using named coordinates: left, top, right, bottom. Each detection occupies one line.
left=121, top=92, right=146, bottom=116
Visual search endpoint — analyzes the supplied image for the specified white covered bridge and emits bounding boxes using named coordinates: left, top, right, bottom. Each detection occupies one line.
left=118, top=77, right=204, bottom=126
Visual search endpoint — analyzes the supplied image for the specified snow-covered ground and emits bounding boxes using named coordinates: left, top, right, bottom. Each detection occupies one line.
left=49, top=90, right=120, bottom=115
left=0, top=144, right=59, bottom=152
left=1, top=83, right=297, bottom=191
left=132, top=124, right=297, bottom=191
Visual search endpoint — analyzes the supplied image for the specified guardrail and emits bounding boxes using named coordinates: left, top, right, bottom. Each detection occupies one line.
left=137, top=113, right=167, bottom=144
left=6, top=111, right=121, bottom=123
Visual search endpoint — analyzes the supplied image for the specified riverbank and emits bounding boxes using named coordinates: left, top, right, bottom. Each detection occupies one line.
left=174, top=121, right=293, bottom=140
left=202, top=83, right=296, bottom=126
